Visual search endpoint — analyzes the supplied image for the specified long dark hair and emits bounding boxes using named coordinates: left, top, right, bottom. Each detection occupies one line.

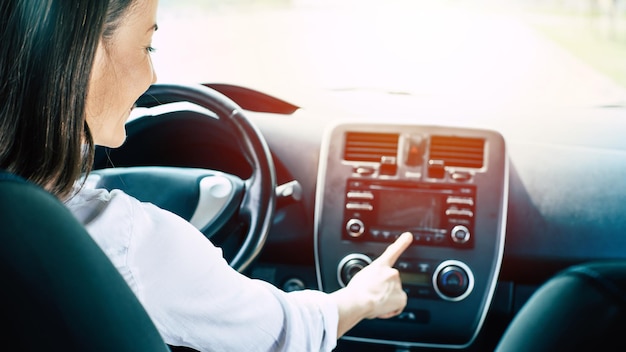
left=0, top=0, right=135, bottom=199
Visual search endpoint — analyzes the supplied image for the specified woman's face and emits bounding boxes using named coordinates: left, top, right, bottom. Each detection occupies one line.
left=86, top=0, right=159, bottom=147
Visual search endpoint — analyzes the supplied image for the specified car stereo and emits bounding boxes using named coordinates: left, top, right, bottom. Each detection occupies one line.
left=342, top=179, right=475, bottom=248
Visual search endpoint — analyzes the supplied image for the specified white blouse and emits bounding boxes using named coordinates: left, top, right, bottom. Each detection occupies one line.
left=65, top=186, right=338, bottom=352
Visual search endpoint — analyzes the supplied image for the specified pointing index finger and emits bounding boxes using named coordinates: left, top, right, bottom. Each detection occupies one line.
left=375, top=232, right=413, bottom=266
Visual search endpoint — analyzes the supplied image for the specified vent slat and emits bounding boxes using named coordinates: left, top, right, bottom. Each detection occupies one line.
left=429, top=136, right=485, bottom=168
left=344, top=132, right=399, bottom=162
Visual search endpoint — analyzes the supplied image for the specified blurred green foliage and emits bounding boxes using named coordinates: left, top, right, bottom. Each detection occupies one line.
left=523, top=1, right=626, bottom=88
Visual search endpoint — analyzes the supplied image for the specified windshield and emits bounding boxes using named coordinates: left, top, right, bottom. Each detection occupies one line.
left=153, top=0, right=626, bottom=113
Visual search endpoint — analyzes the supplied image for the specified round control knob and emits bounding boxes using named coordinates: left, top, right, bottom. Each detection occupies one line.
left=432, top=260, right=474, bottom=301
left=345, top=219, right=365, bottom=238
left=451, top=225, right=470, bottom=244
left=337, top=254, right=372, bottom=287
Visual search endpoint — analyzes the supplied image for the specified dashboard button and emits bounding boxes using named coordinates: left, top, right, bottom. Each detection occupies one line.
left=346, top=219, right=365, bottom=238
left=451, top=225, right=470, bottom=243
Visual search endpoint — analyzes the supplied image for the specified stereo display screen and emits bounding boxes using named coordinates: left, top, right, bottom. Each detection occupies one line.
left=378, top=192, right=442, bottom=229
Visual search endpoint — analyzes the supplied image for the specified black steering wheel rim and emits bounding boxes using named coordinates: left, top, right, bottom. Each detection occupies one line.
left=133, top=83, right=277, bottom=272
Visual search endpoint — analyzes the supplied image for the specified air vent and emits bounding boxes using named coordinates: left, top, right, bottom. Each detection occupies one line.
left=344, top=132, right=399, bottom=162
left=429, top=135, right=485, bottom=168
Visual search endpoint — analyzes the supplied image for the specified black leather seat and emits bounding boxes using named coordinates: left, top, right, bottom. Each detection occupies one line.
left=0, top=170, right=170, bottom=351
left=496, top=261, right=626, bottom=352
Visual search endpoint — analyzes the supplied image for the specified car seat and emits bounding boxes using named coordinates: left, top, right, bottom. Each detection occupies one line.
left=495, top=261, right=626, bottom=351
left=0, top=170, right=170, bottom=351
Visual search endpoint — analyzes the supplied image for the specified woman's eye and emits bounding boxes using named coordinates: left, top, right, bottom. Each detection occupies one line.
left=146, top=46, right=156, bottom=53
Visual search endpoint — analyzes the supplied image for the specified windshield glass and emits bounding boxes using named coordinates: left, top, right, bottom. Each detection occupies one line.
left=153, top=0, right=626, bottom=112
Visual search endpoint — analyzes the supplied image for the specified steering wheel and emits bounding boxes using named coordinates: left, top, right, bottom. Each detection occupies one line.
left=90, top=83, right=277, bottom=272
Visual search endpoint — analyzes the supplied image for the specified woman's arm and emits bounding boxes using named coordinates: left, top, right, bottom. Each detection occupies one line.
left=330, top=232, right=413, bottom=337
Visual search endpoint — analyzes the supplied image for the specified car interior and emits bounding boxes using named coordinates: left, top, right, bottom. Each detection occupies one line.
left=4, top=1, right=626, bottom=351
left=4, top=80, right=626, bottom=351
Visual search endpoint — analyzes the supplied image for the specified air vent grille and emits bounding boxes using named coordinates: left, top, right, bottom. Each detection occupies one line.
left=429, top=135, right=485, bottom=168
left=344, top=132, right=399, bottom=162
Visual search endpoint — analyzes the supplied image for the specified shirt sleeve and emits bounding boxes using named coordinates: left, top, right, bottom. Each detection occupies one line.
left=65, top=187, right=338, bottom=352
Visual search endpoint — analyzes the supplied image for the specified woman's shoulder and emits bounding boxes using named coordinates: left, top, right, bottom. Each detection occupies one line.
left=65, top=185, right=133, bottom=224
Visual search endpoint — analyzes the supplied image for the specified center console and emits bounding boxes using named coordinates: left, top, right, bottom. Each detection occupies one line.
left=314, top=122, right=508, bottom=348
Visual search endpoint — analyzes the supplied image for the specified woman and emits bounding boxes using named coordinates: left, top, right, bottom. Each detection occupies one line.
left=0, top=0, right=412, bottom=350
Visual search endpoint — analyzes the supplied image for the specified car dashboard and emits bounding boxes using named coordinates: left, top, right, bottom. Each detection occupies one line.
left=244, top=87, right=626, bottom=351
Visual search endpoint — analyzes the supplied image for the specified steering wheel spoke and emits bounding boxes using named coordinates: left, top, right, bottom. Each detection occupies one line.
left=88, top=166, right=244, bottom=238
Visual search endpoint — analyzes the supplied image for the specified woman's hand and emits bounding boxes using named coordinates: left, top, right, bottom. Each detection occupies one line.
left=330, top=232, right=413, bottom=336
